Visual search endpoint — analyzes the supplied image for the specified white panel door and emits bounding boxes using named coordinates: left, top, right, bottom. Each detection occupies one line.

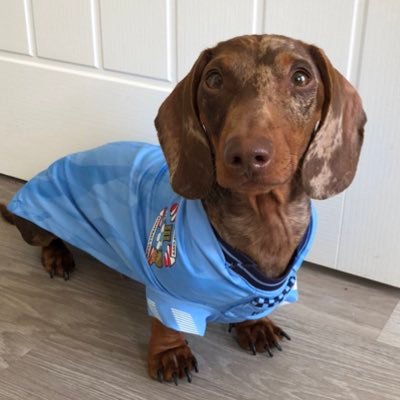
left=0, top=0, right=399, bottom=286
left=0, top=0, right=172, bottom=180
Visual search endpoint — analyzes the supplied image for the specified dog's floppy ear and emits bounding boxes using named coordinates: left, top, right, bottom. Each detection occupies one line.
left=155, top=50, right=213, bottom=199
left=301, top=46, right=367, bottom=200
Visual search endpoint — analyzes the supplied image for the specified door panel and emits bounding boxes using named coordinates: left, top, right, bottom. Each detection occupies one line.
left=0, top=59, right=167, bottom=179
left=100, top=0, right=171, bottom=80
left=32, top=0, right=95, bottom=66
left=0, top=0, right=30, bottom=55
left=337, top=0, right=400, bottom=287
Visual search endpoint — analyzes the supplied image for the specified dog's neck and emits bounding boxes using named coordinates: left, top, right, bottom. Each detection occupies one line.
left=203, top=180, right=311, bottom=279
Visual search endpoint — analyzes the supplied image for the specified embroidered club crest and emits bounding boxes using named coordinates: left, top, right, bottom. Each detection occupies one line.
left=146, top=203, right=179, bottom=268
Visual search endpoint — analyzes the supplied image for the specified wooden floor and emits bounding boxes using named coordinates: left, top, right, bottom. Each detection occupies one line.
left=1, top=174, right=400, bottom=400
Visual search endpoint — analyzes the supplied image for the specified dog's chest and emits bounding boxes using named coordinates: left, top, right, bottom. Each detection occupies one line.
left=205, top=194, right=311, bottom=280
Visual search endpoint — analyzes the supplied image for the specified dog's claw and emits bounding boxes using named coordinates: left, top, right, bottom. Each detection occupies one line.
left=249, top=340, right=257, bottom=355
left=273, top=341, right=282, bottom=351
left=280, top=329, right=291, bottom=341
left=265, top=344, right=274, bottom=357
left=42, top=240, right=75, bottom=280
left=150, top=343, right=197, bottom=384
left=234, top=318, right=290, bottom=357
left=185, top=368, right=192, bottom=383
left=157, top=369, right=163, bottom=383
left=192, top=357, right=199, bottom=373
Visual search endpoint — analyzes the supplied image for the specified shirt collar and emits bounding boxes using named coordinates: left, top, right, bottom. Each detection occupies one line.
left=214, top=202, right=317, bottom=291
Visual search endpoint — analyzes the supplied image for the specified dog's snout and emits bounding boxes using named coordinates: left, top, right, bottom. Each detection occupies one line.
left=224, top=137, right=272, bottom=173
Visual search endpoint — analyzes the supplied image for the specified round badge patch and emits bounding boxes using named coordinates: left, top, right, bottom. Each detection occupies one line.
left=146, top=203, right=179, bottom=268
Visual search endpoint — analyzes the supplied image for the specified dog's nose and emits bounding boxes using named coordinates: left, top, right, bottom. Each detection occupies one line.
left=224, top=137, right=271, bottom=172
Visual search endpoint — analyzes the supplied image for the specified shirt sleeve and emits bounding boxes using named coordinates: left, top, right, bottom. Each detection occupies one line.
left=145, top=285, right=216, bottom=336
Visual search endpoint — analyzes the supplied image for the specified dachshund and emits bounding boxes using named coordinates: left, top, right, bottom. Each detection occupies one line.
left=1, top=34, right=366, bottom=384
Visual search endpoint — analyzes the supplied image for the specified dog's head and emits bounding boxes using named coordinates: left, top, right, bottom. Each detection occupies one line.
left=155, top=34, right=366, bottom=200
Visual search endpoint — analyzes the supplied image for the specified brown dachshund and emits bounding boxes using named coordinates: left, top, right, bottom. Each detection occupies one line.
left=1, top=34, right=366, bottom=384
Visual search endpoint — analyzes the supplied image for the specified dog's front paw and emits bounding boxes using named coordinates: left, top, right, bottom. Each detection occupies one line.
left=41, top=239, right=75, bottom=280
left=231, top=317, right=291, bottom=356
left=148, top=342, right=198, bottom=385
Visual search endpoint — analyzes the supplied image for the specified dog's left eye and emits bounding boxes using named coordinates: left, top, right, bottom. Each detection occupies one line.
left=206, top=71, right=223, bottom=89
left=292, top=70, right=311, bottom=87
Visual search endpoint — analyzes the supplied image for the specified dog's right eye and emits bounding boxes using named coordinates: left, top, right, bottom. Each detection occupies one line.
left=205, top=71, right=223, bottom=89
left=291, top=70, right=311, bottom=87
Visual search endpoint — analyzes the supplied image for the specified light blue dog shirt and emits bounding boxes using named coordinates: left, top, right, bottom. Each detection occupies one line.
left=7, top=142, right=316, bottom=335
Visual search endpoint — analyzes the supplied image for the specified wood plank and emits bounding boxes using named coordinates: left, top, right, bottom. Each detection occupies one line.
left=378, top=301, right=400, bottom=349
